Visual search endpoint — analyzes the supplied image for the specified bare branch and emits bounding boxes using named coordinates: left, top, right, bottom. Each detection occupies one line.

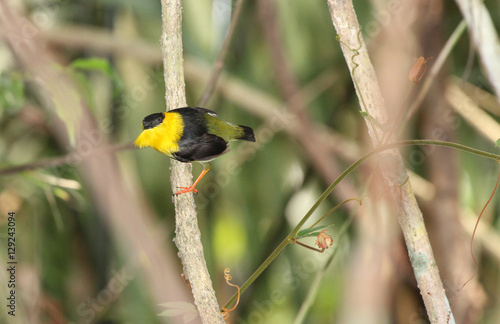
left=159, top=0, right=224, bottom=323
left=326, top=0, right=454, bottom=322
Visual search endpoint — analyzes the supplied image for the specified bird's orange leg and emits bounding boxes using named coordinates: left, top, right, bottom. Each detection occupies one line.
left=174, top=163, right=211, bottom=196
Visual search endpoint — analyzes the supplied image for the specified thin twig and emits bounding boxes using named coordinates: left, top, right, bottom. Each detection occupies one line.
left=291, top=239, right=325, bottom=253
left=197, top=0, right=246, bottom=107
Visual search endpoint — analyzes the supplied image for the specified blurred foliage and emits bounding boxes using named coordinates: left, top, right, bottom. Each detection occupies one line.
left=0, top=72, right=25, bottom=114
left=0, top=0, right=499, bottom=323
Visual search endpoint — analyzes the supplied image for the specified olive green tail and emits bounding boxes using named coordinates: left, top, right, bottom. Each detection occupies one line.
left=237, top=125, right=256, bottom=142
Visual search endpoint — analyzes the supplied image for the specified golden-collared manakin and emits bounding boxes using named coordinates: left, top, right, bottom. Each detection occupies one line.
left=135, top=107, right=255, bottom=195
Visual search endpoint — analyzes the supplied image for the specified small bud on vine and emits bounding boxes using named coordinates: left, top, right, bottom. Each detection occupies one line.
left=316, top=230, right=333, bottom=250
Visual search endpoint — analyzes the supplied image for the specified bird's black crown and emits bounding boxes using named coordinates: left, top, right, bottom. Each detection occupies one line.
left=142, top=113, right=165, bottom=130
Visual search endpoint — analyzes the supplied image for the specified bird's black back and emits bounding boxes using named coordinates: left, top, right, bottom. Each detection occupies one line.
left=170, top=107, right=228, bottom=162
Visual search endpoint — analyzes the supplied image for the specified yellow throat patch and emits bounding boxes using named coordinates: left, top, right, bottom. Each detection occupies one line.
left=134, top=112, right=184, bottom=157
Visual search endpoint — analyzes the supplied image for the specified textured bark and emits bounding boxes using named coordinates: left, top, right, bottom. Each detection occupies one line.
left=327, top=0, right=454, bottom=322
left=159, top=0, right=224, bottom=323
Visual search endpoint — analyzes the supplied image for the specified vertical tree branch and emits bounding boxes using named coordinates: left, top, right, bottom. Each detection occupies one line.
left=326, top=1, right=454, bottom=323
left=159, top=1, right=224, bottom=323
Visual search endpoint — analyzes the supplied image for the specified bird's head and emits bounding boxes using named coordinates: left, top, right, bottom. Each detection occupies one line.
left=135, top=112, right=166, bottom=149
left=141, top=112, right=165, bottom=130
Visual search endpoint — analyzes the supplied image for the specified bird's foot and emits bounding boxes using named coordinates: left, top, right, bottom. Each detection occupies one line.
left=173, top=185, right=198, bottom=196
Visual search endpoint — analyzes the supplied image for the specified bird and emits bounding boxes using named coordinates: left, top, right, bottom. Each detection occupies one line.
left=135, top=107, right=256, bottom=196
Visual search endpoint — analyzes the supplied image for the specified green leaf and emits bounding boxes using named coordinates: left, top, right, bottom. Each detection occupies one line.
left=297, top=225, right=332, bottom=239
left=496, top=138, right=500, bottom=147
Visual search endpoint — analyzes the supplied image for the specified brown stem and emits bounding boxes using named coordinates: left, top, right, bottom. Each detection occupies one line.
left=292, top=239, right=325, bottom=253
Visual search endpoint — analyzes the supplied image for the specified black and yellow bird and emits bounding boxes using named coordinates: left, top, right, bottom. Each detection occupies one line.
left=135, top=107, right=255, bottom=195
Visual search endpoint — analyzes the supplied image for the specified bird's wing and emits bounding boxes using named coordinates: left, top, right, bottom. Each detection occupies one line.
left=173, top=134, right=228, bottom=162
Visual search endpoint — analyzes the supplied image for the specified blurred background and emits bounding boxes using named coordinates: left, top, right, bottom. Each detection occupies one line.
left=0, top=0, right=499, bottom=323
